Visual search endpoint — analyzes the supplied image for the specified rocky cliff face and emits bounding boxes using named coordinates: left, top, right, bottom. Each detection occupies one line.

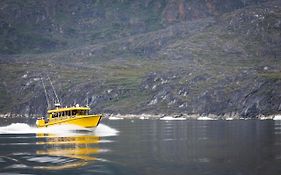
left=0, top=0, right=280, bottom=118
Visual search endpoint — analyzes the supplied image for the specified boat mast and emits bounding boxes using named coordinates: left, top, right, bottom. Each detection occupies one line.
left=47, top=75, right=61, bottom=107
left=86, top=93, right=89, bottom=107
left=41, top=77, right=50, bottom=109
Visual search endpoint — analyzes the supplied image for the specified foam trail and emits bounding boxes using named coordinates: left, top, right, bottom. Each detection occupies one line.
left=94, top=124, right=119, bottom=137
left=0, top=123, right=119, bottom=137
left=0, top=123, right=36, bottom=134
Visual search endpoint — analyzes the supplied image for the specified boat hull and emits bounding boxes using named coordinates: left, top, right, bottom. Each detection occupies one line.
left=37, top=115, right=102, bottom=128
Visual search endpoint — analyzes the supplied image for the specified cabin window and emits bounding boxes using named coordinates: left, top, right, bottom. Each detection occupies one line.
left=72, top=110, right=77, bottom=115
left=77, top=110, right=81, bottom=115
left=76, top=110, right=87, bottom=115
left=52, top=113, right=58, bottom=118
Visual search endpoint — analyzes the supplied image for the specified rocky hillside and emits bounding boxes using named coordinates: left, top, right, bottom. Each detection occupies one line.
left=0, top=0, right=280, bottom=118
left=0, top=0, right=269, bottom=54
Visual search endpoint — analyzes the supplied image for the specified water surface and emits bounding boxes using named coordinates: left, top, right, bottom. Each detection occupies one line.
left=0, top=118, right=281, bottom=175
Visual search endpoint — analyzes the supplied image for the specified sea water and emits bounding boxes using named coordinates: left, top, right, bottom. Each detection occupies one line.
left=0, top=118, right=281, bottom=175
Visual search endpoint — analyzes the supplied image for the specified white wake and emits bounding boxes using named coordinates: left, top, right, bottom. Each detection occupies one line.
left=0, top=123, right=119, bottom=137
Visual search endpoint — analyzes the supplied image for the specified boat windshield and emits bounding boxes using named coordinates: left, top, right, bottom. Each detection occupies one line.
left=72, top=110, right=89, bottom=115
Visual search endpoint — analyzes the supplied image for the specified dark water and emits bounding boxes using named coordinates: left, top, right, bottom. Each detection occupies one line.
left=0, top=119, right=281, bottom=175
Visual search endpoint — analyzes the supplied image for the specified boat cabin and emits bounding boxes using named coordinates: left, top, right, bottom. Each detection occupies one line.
left=47, top=107, right=90, bottom=119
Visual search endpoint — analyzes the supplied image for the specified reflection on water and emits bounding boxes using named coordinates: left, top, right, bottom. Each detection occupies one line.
left=1, top=119, right=281, bottom=175
left=101, top=120, right=281, bottom=175
left=0, top=133, right=104, bottom=173
left=34, top=133, right=100, bottom=170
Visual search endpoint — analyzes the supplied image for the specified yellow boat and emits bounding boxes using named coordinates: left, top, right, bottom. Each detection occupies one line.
left=36, top=105, right=102, bottom=128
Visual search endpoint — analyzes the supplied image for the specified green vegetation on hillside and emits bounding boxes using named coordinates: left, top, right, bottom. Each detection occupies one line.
left=0, top=0, right=280, bottom=116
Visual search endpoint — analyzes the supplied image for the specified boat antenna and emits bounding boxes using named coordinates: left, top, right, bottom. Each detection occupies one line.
left=86, top=93, right=89, bottom=107
left=41, top=77, right=50, bottom=109
left=47, top=74, right=61, bottom=107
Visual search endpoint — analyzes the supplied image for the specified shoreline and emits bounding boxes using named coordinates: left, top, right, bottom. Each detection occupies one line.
left=104, top=113, right=280, bottom=120
left=1, top=113, right=279, bottom=120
